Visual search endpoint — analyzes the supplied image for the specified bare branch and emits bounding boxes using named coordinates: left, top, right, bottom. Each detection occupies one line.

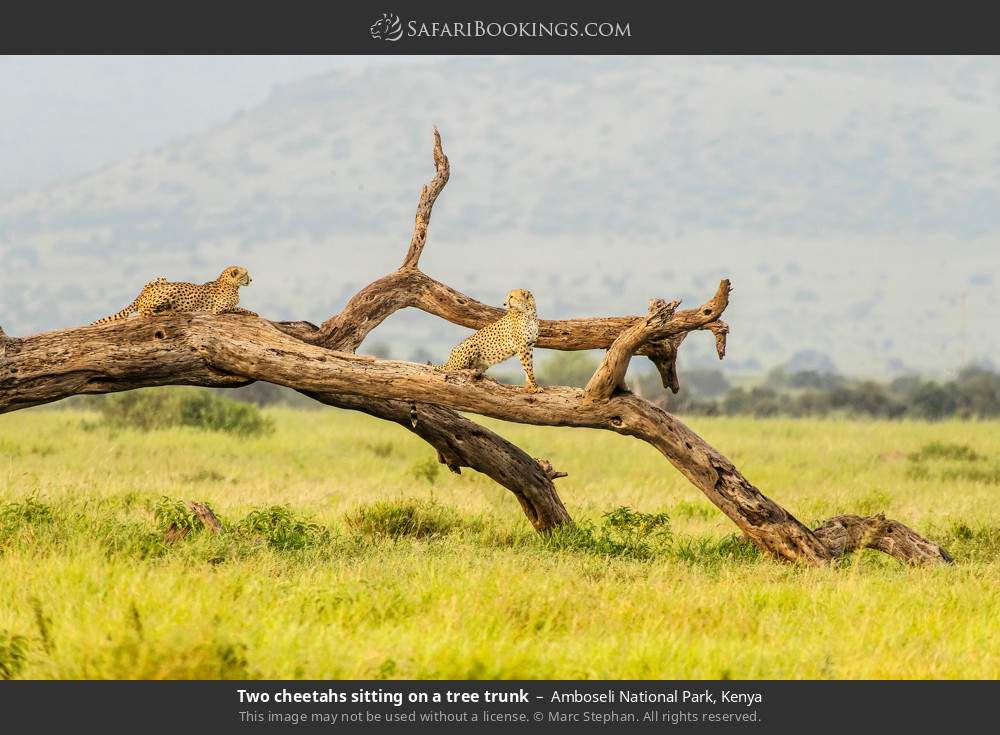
left=536, top=458, right=568, bottom=481
left=401, top=126, right=450, bottom=270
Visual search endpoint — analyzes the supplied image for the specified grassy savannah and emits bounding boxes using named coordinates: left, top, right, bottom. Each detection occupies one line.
left=1, top=399, right=998, bottom=679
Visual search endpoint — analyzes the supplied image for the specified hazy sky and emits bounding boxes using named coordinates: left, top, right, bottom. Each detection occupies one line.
left=0, top=55, right=432, bottom=197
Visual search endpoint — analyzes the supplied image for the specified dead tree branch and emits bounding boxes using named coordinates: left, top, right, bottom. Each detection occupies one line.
left=813, top=514, right=954, bottom=566
left=0, top=129, right=951, bottom=567
left=584, top=298, right=681, bottom=403
left=164, top=501, right=223, bottom=543
left=401, top=126, right=449, bottom=270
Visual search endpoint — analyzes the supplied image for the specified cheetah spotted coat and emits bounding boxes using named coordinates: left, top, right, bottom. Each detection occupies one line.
left=92, top=266, right=256, bottom=324
left=440, top=288, right=540, bottom=392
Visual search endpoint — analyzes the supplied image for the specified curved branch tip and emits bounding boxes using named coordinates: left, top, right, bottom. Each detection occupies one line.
left=400, top=127, right=451, bottom=271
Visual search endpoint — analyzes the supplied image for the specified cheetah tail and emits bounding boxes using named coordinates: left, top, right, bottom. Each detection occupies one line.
left=91, top=297, right=140, bottom=325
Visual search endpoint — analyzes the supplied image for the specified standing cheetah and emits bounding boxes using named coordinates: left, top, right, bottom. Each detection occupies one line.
left=440, top=288, right=540, bottom=392
left=92, top=266, right=256, bottom=324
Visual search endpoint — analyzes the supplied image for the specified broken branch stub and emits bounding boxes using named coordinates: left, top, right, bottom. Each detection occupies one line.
left=164, top=501, right=223, bottom=543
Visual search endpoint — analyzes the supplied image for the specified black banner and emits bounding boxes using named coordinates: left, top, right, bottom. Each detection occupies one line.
left=1, top=1, right=999, bottom=53
left=0, top=680, right=995, bottom=733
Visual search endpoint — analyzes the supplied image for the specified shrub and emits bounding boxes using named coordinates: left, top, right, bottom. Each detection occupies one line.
left=94, top=390, right=179, bottom=431
left=940, top=522, right=1000, bottom=562
left=908, top=442, right=983, bottom=463
left=602, top=506, right=672, bottom=546
left=99, top=519, right=167, bottom=560
left=95, top=388, right=274, bottom=436
left=410, top=457, right=440, bottom=484
left=182, top=469, right=226, bottom=483
left=29, top=598, right=53, bottom=654
left=0, top=439, right=22, bottom=457
left=102, top=635, right=255, bottom=679
left=939, top=466, right=1000, bottom=485
left=673, top=500, right=715, bottom=520
left=543, top=506, right=672, bottom=560
left=153, top=497, right=218, bottom=536
left=906, top=382, right=959, bottom=420
left=655, top=365, right=1000, bottom=420
left=177, top=391, right=274, bottom=436
left=345, top=499, right=459, bottom=539
left=226, top=382, right=318, bottom=408
left=538, top=351, right=601, bottom=388
left=236, top=506, right=328, bottom=551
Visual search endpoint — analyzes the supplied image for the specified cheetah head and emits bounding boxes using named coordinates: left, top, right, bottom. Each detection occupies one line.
left=504, top=289, right=535, bottom=314
left=220, top=266, right=252, bottom=287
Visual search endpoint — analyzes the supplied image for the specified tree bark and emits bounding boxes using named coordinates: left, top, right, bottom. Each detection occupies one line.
left=813, top=514, right=954, bottom=565
left=0, top=129, right=950, bottom=567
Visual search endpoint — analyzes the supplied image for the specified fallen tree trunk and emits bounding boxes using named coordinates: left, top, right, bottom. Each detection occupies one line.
left=0, top=129, right=951, bottom=567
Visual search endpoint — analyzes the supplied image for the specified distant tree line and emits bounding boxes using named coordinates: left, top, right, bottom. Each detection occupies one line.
left=647, top=365, right=1000, bottom=420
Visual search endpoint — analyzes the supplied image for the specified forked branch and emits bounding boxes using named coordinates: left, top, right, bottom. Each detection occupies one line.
left=584, top=298, right=681, bottom=403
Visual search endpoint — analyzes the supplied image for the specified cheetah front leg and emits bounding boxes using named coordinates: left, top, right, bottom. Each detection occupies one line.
left=517, top=347, right=541, bottom=393
left=225, top=307, right=259, bottom=317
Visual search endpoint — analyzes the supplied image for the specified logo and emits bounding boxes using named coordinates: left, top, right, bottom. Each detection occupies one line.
left=370, top=12, right=403, bottom=42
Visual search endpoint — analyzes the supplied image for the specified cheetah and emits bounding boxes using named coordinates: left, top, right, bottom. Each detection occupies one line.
left=92, top=266, right=256, bottom=324
left=439, top=288, right=540, bottom=392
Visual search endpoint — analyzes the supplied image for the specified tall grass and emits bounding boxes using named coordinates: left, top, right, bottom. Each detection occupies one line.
left=0, top=408, right=997, bottom=679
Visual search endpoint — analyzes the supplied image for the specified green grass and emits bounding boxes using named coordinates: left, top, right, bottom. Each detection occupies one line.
left=0, top=408, right=998, bottom=679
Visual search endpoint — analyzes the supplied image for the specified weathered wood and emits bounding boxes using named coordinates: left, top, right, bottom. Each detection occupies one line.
left=584, top=298, right=681, bottom=403
left=277, top=266, right=728, bottom=388
left=813, top=514, right=953, bottom=565
left=0, top=129, right=951, bottom=566
left=164, top=501, right=223, bottom=543
left=400, top=125, right=449, bottom=270
left=535, top=458, right=568, bottom=481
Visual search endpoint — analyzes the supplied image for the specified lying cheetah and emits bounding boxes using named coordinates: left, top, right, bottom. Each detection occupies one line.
left=440, top=288, right=540, bottom=392
left=92, top=266, right=256, bottom=324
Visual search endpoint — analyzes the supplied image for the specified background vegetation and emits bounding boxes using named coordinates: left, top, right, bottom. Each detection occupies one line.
left=87, top=388, right=274, bottom=436
left=651, top=365, right=1000, bottom=421
left=0, top=395, right=997, bottom=679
